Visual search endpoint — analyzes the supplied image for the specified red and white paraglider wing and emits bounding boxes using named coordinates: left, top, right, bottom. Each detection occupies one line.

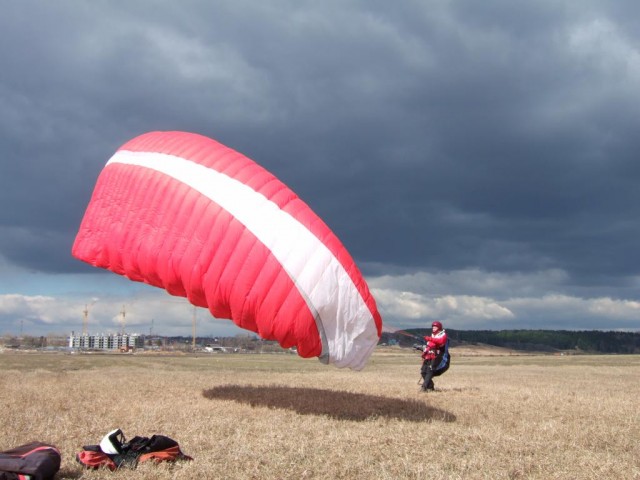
left=72, top=131, right=382, bottom=369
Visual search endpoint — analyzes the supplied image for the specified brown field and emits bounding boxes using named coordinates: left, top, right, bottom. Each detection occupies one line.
left=0, top=347, right=638, bottom=479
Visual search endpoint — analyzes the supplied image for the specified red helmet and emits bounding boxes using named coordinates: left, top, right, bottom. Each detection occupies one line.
left=432, top=321, right=443, bottom=331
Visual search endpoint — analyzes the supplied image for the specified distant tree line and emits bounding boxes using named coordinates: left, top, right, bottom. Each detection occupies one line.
left=0, top=335, right=53, bottom=348
left=381, top=329, right=640, bottom=354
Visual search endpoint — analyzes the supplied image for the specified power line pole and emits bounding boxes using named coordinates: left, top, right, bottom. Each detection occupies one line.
left=192, top=306, right=197, bottom=350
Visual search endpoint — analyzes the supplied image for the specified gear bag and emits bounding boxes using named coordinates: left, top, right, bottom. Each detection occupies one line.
left=76, top=429, right=192, bottom=471
left=0, top=442, right=61, bottom=480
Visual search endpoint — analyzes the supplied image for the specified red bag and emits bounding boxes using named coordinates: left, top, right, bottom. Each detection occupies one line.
left=139, top=444, right=191, bottom=464
left=75, top=449, right=117, bottom=471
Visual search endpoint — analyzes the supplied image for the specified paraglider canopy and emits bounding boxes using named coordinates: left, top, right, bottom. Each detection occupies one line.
left=72, top=131, right=382, bottom=370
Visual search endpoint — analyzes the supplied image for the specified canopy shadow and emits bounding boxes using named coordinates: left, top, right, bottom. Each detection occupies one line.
left=202, top=384, right=455, bottom=423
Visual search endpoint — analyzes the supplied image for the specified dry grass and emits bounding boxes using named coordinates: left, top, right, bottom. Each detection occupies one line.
left=0, top=349, right=638, bottom=479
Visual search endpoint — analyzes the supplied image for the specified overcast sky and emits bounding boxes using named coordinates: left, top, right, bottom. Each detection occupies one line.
left=1, top=1, right=639, bottom=338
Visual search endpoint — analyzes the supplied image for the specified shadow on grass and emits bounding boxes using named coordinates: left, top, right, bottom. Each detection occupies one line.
left=202, top=385, right=455, bottom=422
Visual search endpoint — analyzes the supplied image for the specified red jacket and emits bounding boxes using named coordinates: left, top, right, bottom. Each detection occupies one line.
left=422, top=329, right=447, bottom=360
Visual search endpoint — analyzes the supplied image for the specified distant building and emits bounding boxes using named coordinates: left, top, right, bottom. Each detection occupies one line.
left=68, top=332, right=144, bottom=351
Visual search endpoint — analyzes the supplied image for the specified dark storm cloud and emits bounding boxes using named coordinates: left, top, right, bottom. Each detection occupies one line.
left=1, top=0, right=639, bottom=298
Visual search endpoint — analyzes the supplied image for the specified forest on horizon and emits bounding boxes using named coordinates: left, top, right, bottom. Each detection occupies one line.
left=383, top=329, right=640, bottom=354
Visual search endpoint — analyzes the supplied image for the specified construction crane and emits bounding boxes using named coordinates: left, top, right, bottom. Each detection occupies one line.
left=119, top=305, right=126, bottom=335
left=82, top=299, right=97, bottom=335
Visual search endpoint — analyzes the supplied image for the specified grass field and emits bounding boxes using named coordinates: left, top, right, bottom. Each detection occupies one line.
left=0, top=348, right=638, bottom=479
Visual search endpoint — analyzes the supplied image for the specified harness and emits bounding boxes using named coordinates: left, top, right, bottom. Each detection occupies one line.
left=434, top=338, right=450, bottom=372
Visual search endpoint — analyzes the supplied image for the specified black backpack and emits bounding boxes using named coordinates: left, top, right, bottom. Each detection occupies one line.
left=0, top=442, right=61, bottom=480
